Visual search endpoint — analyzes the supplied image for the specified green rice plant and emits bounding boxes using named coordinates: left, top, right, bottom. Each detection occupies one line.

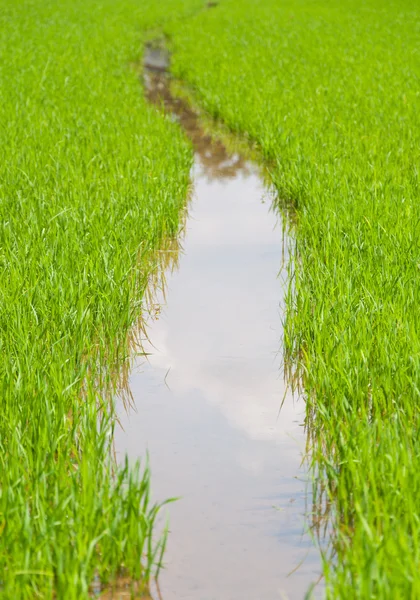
left=0, top=0, right=203, bottom=596
left=164, top=0, right=420, bottom=596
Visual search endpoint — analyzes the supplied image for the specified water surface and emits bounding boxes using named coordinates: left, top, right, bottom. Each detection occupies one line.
left=114, top=50, right=322, bottom=600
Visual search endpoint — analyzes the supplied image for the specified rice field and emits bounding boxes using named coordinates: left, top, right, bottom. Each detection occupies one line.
left=0, top=0, right=198, bottom=596
left=164, top=0, right=420, bottom=597
left=2, top=0, right=419, bottom=597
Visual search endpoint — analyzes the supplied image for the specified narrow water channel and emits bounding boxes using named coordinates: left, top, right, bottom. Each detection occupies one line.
left=114, top=47, right=322, bottom=600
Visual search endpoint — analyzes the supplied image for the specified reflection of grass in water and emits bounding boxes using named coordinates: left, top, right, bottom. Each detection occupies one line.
left=0, top=0, right=206, bottom=596
left=165, top=0, right=420, bottom=596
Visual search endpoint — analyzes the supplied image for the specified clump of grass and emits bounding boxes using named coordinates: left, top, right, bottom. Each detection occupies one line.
left=165, top=0, right=420, bottom=596
left=0, top=0, right=205, bottom=596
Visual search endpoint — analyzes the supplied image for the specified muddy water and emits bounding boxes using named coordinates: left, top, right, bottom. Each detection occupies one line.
left=114, top=49, right=323, bottom=599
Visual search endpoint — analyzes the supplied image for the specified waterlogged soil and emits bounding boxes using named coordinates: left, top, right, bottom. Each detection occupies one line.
left=114, top=47, right=323, bottom=599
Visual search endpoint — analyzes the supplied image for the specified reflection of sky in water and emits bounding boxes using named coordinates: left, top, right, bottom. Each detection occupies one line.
left=145, top=169, right=293, bottom=444
left=115, top=163, right=323, bottom=599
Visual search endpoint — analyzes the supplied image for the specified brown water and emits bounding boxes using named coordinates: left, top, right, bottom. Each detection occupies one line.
left=114, top=48, right=323, bottom=600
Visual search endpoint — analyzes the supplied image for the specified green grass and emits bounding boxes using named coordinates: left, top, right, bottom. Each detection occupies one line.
left=163, top=0, right=420, bottom=596
left=0, top=0, right=203, bottom=596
